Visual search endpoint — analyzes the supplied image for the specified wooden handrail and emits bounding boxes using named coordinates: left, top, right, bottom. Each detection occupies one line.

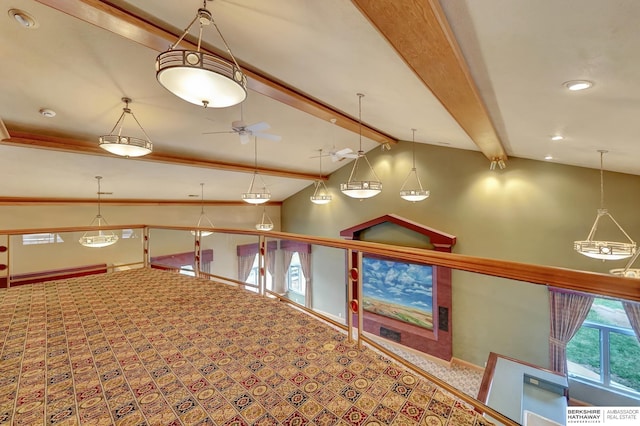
left=3, top=224, right=640, bottom=302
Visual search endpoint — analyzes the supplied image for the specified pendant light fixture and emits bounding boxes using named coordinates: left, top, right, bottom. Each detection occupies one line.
left=399, top=129, right=430, bottom=202
left=574, top=150, right=636, bottom=260
left=79, top=176, right=119, bottom=248
left=242, top=137, right=271, bottom=204
left=99, top=98, right=153, bottom=157
left=610, top=250, right=640, bottom=278
left=191, top=183, right=214, bottom=237
left=310, top=149, right=332, bottom=205
left=256, top=207, right=274, bottom=231
left=155, top=0, right=247, bottom=108
left=340, top=93, right=382, bottom=199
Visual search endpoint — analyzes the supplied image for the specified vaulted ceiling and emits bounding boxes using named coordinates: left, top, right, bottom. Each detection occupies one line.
left=1, top=0, right=638, bottom=204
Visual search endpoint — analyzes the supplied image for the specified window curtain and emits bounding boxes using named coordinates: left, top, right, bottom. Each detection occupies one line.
left=237, top=243, right=259, bottom=283
left=623, top=301, right=640, bottom=343
left=548, top=288, right=594, bottom=375
left=283, top=250, right=294, bottom=284
left=298, top=251, right=312, bottom=306
left=237, top=254, right=255, bottom=283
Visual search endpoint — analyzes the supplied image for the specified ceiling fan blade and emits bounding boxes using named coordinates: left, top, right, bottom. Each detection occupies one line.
left=246, top=121, right=270, bottom=132
left=335, top=147, right=354, bottom=156
left=254, top=132, right=282, bottom=142
left=239, top=133, right=250, bottom=144
left=203, top=130, right=235, bottom=135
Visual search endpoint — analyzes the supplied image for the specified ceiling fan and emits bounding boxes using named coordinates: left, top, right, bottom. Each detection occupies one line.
left=311, top=147, right=358, bottom=162
left=203, top=104, right=281, bottom=144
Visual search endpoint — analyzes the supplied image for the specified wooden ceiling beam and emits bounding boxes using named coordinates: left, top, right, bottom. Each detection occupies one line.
left=34, top=0, right=397, bottom=146
left=351, top=0, right=506, bottom=161
left=0, top=197, right=282, bottom=206
left=3, top=131, right=325, bottom=181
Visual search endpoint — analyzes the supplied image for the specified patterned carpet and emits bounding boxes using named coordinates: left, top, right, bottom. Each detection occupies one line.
left=0, top=268, right=493, bottom=425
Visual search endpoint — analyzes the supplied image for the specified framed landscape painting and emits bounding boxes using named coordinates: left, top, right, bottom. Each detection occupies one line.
left=362, top=256, right=434, bottom=330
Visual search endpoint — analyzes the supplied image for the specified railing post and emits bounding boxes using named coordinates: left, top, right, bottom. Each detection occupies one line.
left=143, top=227, right=150, bottom=268
left=347, top=249, right=354, bottom=343
left=0, top=234, right=9, bottom=289
left=194, top=232, right=202, bottom=278
left=356, top=251, right=364, bottom=350
left=259, top=235, right=266, bottom=296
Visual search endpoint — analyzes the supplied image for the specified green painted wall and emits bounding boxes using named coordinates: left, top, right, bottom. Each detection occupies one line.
left=281, top=141, right=640, bottom=368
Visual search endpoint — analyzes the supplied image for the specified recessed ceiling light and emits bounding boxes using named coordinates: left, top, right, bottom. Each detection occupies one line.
left=39, top=108, right=56, bottom=118
left=8, top=9, right=38, bottom=29
left=564, top=80, right=593, bottom=91
left=545, top=155, right=553, bottom=160
left=551, top=135, right=564, bottom=141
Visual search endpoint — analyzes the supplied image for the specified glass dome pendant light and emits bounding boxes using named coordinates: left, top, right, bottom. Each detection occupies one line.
left=574, top=150, right=636, bottom=260
left=99, top=97, right=153, bottom=157
left=79, top=176, right=119, bottom=248
left=242, top=137, right=271, bottom=204
left=310, top=149, right=332, bottom=205
left=155, top=0, right=247, bottom=108
left=340, top=93, right=382, bottom=199
left=399, top=128, right=430, bottom=202
left=256, top=207, right=274, bottom=231
left=191, top=183, right=214, bottom=237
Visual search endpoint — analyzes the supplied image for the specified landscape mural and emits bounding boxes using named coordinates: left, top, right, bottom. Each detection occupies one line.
left=362, top=256, right=434, bottom=330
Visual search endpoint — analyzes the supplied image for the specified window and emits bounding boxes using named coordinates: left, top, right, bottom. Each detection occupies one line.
left=244, top=254, right=271, bottom=293
left=121, top=229, right=136, bottom=239
left=180, top=265, right=195, bottom=277
left=22, top=233, right=64, bottom=245
left=286, top=252, right=306, bottom=295
left=567, top=298, right=640, bottom=397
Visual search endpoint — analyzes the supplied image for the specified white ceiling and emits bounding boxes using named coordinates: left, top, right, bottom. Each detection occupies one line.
left=1, top=0, right=639, bottom=202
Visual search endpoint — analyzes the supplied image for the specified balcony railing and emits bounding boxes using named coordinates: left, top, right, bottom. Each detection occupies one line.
left=2, top=223, right=640, bottom=426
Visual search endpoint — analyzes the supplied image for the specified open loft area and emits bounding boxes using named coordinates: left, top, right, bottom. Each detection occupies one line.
left=2, top=1, right=640, bottom=424
left=1, top=221, right=640, bottom=425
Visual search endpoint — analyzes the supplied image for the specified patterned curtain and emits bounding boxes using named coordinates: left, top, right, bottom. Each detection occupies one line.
left=548, top=288, right=594, bottom=375
left=298, top=251, right=312, bottom=307
left=283, top=250, right=294, bottom=285
left=623, top=301, right=640, bottom=343
left=237, top=254, right=255, bottom=283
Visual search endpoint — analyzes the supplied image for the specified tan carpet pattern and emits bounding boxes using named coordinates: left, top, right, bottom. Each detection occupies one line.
left=0, top=268, right=493, bottom=425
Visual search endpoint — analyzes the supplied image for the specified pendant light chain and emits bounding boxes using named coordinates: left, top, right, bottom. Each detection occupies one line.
left=599, top=150, right=605, bottom=210
left=358, top=93, right=363, bottom=153
left=96, top=176, right=103, bottom=218
left=411, top=128, right=417, bottom=170
left=200, top=183, right=205, bottom=214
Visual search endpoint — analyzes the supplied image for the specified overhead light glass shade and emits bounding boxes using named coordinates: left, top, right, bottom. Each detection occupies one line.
left=400, top=129, right=429, bottom=202
left=191, top=183, right=214, bottom=237
left=310, top=149, right=332, bottom=204
left=340, top=93, right=382, bottom=199
left=574, top=209, right=636, bottom=260
left=256, top=208, right=274, bottom=231
left=242, top=172, right=271, bottom=204
left=155, top=2, right=246, bottom=108
left=610, top=251, right=640, bottom=278
left=564, top=80, right=593, bottom=91
left=242, top=137, right=271, bottom=204
left=79, top=176, right=119, bottom=248
left=99, top=97, right=152, bottom=157
left=340, top=175, right=382, bottom=199
left=310, top=182, right=332, bottom=204
left=400, top=188, right=430, bottom=202
left=574, top=151, right=636, bottom=260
